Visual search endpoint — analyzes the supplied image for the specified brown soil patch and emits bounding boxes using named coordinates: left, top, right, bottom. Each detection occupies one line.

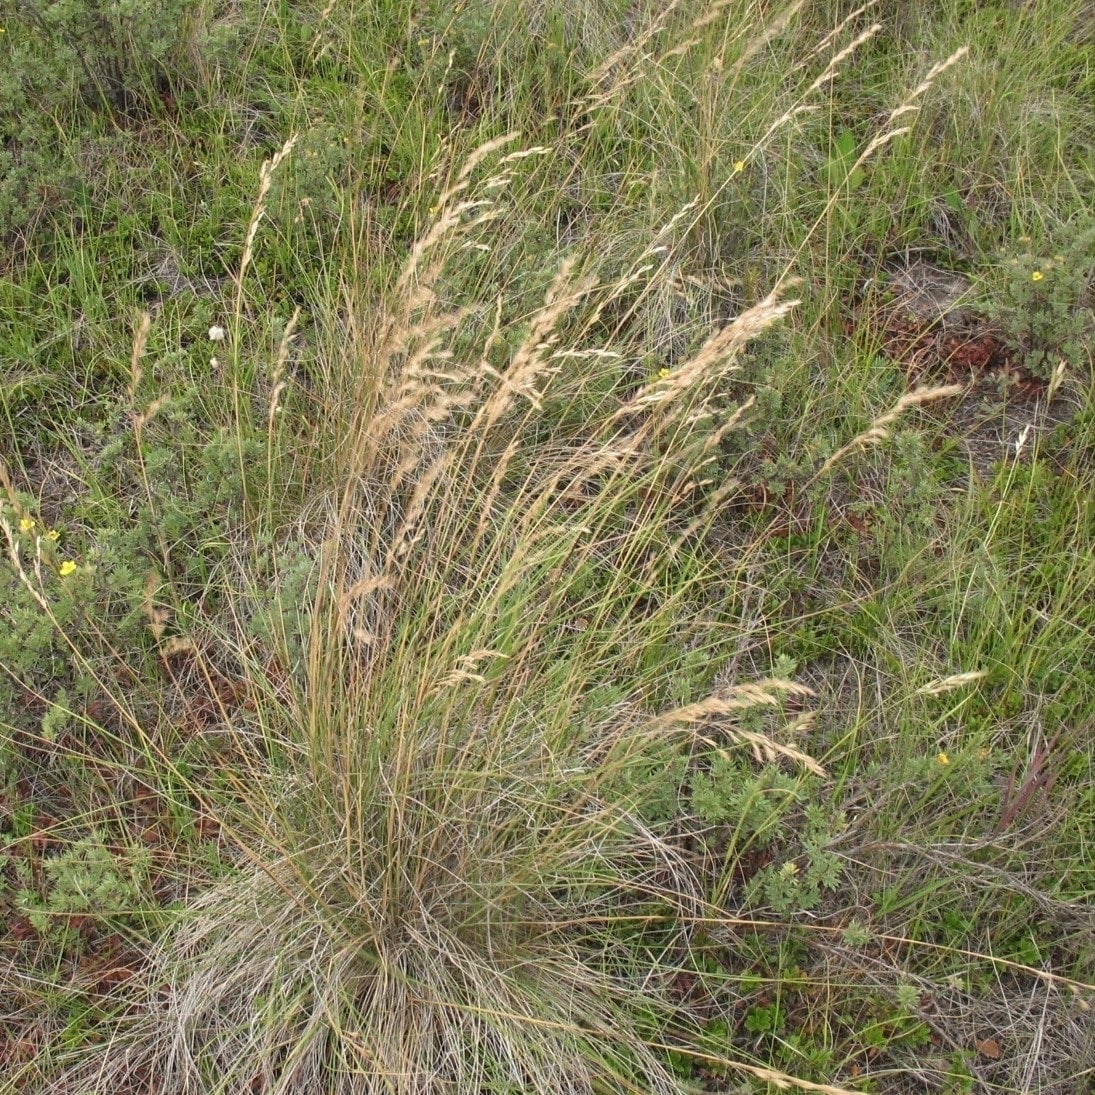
left=851, top=257, right=1082, bottom=482
left=862, top=258, right=1047, bottom=398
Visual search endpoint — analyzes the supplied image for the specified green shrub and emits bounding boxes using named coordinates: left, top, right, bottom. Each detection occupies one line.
left=1, top=0, right=197, bottom=119
left=983, top=211, right=1095, bottom=378
left=14, top=834, right=150, bottom=949
left=0, top=0, right=249, bottom=236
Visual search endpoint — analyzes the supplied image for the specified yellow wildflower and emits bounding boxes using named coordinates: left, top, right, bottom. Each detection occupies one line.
left=732, top=160, right=746, bottom=175
left=936, top=752, right=950, bottom=766
left=658, top=367, right=672, bottom=380
left=59, top=560, right=78, bottom=577
left=19, top=517, right=36, bottom=533
left=1031, top=270, right=1044, bottom=282
left=46, top=529, right=60, bottom=542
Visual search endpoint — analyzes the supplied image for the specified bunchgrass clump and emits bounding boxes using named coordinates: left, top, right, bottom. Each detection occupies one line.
left=46, top=131, right=828, bottom=1095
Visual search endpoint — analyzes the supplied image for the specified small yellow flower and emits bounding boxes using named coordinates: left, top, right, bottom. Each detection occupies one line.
left=936, top=752, right=950, bottom=766
left=658, top=367, right=672, bottom=380
left=46, top=528, right=60, bottom=542
left=732, top=160, right=746, bottom=175
left=1031, top=270, right=1044, bottom=282
left=59, top=560, right=78, bottom=577
left=19, top=517, right=36, bottom=533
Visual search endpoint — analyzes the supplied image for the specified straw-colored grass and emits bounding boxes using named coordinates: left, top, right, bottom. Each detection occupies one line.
left=46, top=128, right=836, bottom=1094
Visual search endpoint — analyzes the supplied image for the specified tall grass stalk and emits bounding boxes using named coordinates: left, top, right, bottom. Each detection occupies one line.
left=47, top=128, right=833, bottom=1092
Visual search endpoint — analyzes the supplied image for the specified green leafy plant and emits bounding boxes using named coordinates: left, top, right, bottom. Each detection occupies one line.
left=15, top=835, right=149, bottom=948
left=984, top=213, right=1095, bottom=378
left=0, top=0, right=253, bottom=237
left=2, top=0, right=197, bottom=118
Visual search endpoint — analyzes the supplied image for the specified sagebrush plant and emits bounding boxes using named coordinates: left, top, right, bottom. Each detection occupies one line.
left=2, top=0, right=196, bottom=117
left=14, top=833, right=150, bottom=947
left=0, top=503, right=130, bottom=735
left=0, top=0, right=249, bottom=236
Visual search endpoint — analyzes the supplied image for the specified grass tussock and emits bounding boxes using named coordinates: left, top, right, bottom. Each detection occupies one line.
left=52, top=129, right=828, bottom=1094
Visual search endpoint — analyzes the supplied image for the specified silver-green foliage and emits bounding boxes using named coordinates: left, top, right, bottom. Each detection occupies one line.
left=14, top=834, right=149, bottom=944
left=3, top=0, right=195, bottom=116
left=0, top=0, right=243, bottom=232
left=984, top=211, right=1095, bottom=379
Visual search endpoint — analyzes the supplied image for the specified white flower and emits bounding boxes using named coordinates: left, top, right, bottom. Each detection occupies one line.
left=208, top=325, right=226, bottom=342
